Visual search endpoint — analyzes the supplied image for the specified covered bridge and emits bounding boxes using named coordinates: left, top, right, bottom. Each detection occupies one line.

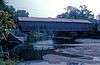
left=18, top=17, right=96, bottom=32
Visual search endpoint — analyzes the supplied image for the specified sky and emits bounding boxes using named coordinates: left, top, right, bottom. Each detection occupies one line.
left=7, top=0, right=100, bottom=18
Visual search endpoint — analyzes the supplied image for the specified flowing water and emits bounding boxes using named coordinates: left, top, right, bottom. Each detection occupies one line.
left=17, top=38, right=100, bottom=65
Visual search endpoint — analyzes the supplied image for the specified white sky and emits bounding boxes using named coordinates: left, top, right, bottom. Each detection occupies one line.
left=7, top=0, right=100, bottom=18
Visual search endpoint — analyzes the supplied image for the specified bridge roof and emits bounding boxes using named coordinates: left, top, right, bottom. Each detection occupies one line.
left=18, top=17, right=91, bottom=23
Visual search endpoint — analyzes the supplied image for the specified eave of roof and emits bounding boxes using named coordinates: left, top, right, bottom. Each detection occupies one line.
left=18, top=17, right=92, bottom=23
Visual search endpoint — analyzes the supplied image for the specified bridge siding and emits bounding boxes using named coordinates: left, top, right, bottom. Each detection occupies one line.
left=18, top=21, right=95, bottom=32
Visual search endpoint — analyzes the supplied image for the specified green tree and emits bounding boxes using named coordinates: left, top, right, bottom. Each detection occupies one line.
left=0, top=0, right=16, bottom=17
left=0, top=10, right=16, bottom=40
left=57, top=5, right=94, bottom=20
left=0, top=0, right=16, bottom=41
left=15, top=10, right=29, bottom=17
left=0, top=0, right=6, bottom=10
left=0, top=0, right=16, bottom=60
left=14, top=10, right=29, bottom=20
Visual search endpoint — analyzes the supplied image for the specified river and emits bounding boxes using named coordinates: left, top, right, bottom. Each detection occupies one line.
left=17, top=38, right=100, bottom=65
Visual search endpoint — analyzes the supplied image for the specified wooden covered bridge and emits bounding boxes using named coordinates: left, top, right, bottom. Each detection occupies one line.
left=18, top=17, right=96, bottom=33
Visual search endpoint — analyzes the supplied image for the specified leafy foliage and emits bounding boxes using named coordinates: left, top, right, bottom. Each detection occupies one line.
left=0, top=10, right=16, bottom=40
left=0, top=0, right=16, bottom=17
left=0, top=0, right=6, bottom=10
left=15, top=10, right=29, bottom=17
left=0, top=58, right=17, bottom=65
left=57, top=5, right=94, bottom=20
left=14, top=10, right=29, bottom=20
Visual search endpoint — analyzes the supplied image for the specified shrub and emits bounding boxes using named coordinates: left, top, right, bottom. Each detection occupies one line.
left=0, top=58, right=17, bottom=65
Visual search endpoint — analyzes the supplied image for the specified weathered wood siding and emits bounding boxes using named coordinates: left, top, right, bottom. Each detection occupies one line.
left=18, top=21, right=95, bottom=32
